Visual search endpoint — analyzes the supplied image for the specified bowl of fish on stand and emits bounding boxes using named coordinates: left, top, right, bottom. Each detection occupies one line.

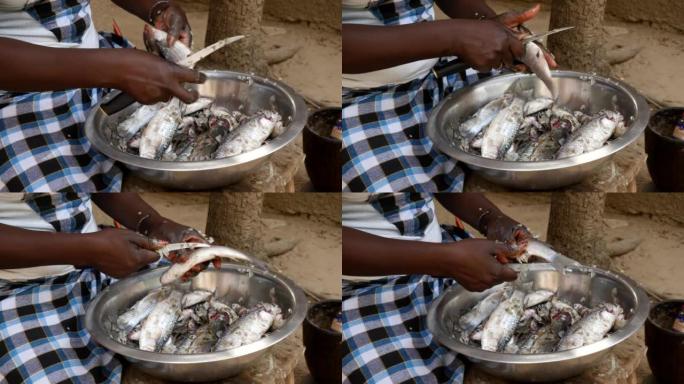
left=85, top=246, right=307, bottom=382
left=426, top=40, right=649, bottom=190
left=85, top=26, right=308, bottom=190
left=427, top=259, right=649, bottom=383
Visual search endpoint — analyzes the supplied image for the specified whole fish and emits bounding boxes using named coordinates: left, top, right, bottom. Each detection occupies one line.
left=528, top=132, right=560, bottom=161
left=116, top=288, right=167, bottom=333
left=481, top=98, right=525, bottom=159
left=213, top=111, right=283, bottom=159
left=520, top=42, right=556, bottom=99
left=160, top=246, right=257, bottom=285
left=481, top=290, right=525, bottom=352
left=143, top=25, right=192, bottom=63
left=139, top=100, right=182, bottom=159
left=182, top=290, right=214, bottom=308
left=139, top=290, right=183, bottom=352
left=556, top=303, right=622, bottom=351
left=213, top=304, right=282, bottom=351
left=458, top=287, right=509, bottom=336
left=117, top=103, right=162, bottom=141
left=459, top=95, right=513, bottom=143
left=176, top=319, right=227, bottom=354
left=557, top=111, right=624, bottom=159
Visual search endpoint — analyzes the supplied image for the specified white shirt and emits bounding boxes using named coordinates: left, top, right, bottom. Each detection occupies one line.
left=342, top=0, right=439, bottom=90
left=0, top=194, right=98, bottom=282
left=342, top=194, right=441, bottom=281
left=0, top=0, right=99, bottom=49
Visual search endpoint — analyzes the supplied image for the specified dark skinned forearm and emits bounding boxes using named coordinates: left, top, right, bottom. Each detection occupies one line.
left=0, top=223, right=98, bottom=269
left=343, top=227, right=449, bottom=276
left=434, top=193, right=504, bottom=234
left=112, top=0, right=161, bottom=22
left=436, top=0, right=496, bottom=19
left=0, top=37, right=120, bottom=92
left=91, top=193, right=166, bottom=233
left=343, top=20, right=465, bottom=74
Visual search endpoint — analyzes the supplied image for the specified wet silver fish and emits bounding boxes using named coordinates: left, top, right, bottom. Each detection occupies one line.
left=117, top=103, right=162, bottom=141
left=139, top=100, right=182, bottom=159
left=520, top=42, right=556, bottom=99
left=481, top=290, right=525, bottom=352
left=182, top=290, right=214, bottom=308
left=213, top=111, right=283, bottom=159
left=481, top=98, right=525, bottom=159
left=458, top=95, right=512, bottom=144
left=524, top=97, right=554, bottom=116
left=160, top=246, right=255, bottom=285
left=523, top=311, right=572, bottom=354
left=183, top=98, right=213, bottom=116
left=139, top=290, right=183, bottom=352
left=213, top=303, right=282, bottom=351
left=524, top=290, right=555, bottom=308
left=143, top=24, right=192, bottom=63
left=556, top=303, right=622, bottom=351
left=458, top=287, right=509, bottom=336
left=116, top=288, right=167, bottom=333
left=557, top=111, right=624, bottom=159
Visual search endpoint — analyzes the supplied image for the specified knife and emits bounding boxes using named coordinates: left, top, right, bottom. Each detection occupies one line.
left=99, top=35, right=246, bottom=116
left=522, top=26, right=575, bottom=44
left=522, top=239, right=580, bottom=272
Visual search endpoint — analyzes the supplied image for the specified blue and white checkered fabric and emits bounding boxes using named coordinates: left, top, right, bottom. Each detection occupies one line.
left=342, top=225, right=470, bottom=383
left=0, top=269, right=121, bottom=383
left=23, top=193, right=92, bottom=233
left=369, top=193, right=434, bottom=237
left=0, top=0, right=131, bottom=192
left=342, top=0, right=497, bottom=193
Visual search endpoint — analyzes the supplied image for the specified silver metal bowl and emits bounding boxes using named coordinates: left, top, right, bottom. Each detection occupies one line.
left=427, top=264, right=649, bottom=382
left=85, top=264, right=307, bottom=382
left=426, top=71, right=650, bottom=190
left=85, top=71, right=308, bottom=190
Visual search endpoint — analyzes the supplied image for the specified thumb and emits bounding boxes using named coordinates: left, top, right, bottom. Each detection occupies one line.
left=130, top=233, right=165, bottom=251
left=139, top=249, right=161, bottom=265
left=501, top=4, right=541, bottom=27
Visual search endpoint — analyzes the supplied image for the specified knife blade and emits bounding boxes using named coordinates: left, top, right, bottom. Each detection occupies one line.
left=522, top=26, right=575, bottom=44
left=522, top=239, right=580, bottom=272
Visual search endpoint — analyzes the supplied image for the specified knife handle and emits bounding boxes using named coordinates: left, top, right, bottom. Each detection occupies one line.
left=100, top=92, right=137, bottom=116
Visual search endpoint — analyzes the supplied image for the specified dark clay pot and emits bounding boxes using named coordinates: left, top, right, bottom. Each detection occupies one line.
left=645, top=108, right=684, bottom=191
left=302, top=108, right=342, bottom=192
left=303, top=300, right=341, bottom=383
left=645, top=300, right=684, bottom=384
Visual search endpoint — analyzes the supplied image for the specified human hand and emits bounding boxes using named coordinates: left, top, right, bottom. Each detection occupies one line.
left=483, top=214, right=533, bottom=257
left=440, top=239, right=518, bottom=292
left=85, top=228, right=164, bottom=278
left=152, top=1, right=192, bottom=47
left=451, top=19, right=524, bottom=72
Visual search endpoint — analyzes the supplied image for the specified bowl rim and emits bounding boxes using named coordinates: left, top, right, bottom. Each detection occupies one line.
left=84, top=70, right=309, bottom=172
left=646, top=107, right=684, bottom=145
left=305, top=299, right=342, bottom=336
left=646, top=299, right=684, bottom=336
left=84, top=263, right=308, bottom=364
left=426, top=264, right=650, bottom=364
left=426, top=70, right=651, bottom=172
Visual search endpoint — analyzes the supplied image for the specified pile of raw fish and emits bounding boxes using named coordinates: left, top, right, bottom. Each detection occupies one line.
left=108, top=25, right=284, bottom=161
left=111, top=98, right=284, bottom=161
left=113, top=287, right=284, bottom=354
left=454, top=282, right=626, bottom=354
left=448, top=94, right=627, bottom=162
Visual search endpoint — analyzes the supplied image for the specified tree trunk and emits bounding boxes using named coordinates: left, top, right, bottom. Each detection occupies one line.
left=206, top=192, right=264, bottom=257
left=204, top=0, right=269, bottom=76
left=547, top=192, right=611, bottom=269
left=548, top=0, right=611, bottom=75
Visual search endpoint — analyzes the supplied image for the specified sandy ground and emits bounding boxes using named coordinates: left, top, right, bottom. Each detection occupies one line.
left=93, top=193, right=341, bottom=383
left=436, top=193, right=684, bottom=381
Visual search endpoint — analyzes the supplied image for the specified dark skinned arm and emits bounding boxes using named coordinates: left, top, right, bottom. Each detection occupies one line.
left=0, top=223, right=160, bottom=278
left=111, top=0, right=161, bottom=22
left=435, top=0, right=496, bottom=19
left=343, top=227, right=517, bottom=291
left=0, top=37, right=203, bottom=104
